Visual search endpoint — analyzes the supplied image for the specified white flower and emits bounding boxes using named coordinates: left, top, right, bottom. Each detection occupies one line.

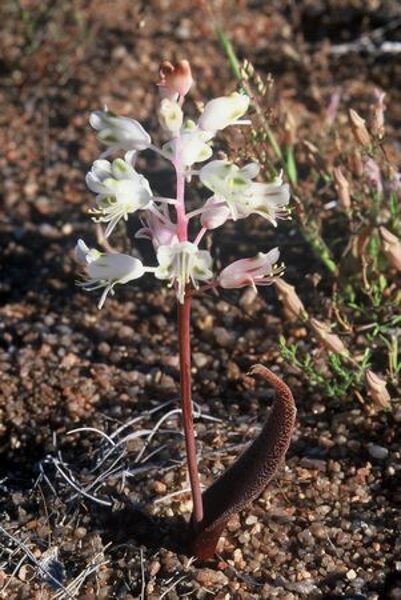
left=86, top=156, right=153, bottom=237
left=198, top=92, right=250, bottom=133
left=158, top=98, right=184, bottom=136
left=199, top=160, right=290, bottom=224
left=162, top=126, right=213, bottom=167
left=155, top=241, right=213, bottom=303
left=219, top=248, right=282, bottom=290
left=75, top=239, right=146, bottom=309
left=90, top=109, right=151, bottom=154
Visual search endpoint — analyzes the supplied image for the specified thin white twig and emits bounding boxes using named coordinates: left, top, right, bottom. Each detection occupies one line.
left=154, top=486, right=192, bottom=504
left=159, top=574, right=188, bottom=599
left=67, top=427, right=116, bottom=447
left=51, top=459, right=112, bottom=507
left=140, top=547, right=146, bottom=600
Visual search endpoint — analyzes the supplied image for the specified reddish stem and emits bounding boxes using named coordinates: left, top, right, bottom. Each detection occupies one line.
left=178, top=292, right=204, bottom=525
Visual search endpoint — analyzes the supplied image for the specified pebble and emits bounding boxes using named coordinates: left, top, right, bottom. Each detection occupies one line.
left=213, top=327, right=235, bottom=348
left=193, top=352, right=209, bottom=368
left=367, top=444, right=389, bottom=460
left=195, top=569, right=229, bottom=587
left=346, top=568, right=357, bottom=581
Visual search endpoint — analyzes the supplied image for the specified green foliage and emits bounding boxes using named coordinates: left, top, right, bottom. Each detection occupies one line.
left=279, top=336, right=371, bottom=400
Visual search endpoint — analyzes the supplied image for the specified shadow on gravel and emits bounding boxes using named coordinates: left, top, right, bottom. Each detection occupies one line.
left=95, top=503, right=188, bottom=555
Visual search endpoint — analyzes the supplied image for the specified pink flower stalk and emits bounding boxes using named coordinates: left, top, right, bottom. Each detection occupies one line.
left=158, top=60, right=193, bottom=100
left=219, top=248, right=281, bottom=290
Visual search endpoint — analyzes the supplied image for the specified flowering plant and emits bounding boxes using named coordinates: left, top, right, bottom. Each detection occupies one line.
left=75, top=60, right=295, bottom=559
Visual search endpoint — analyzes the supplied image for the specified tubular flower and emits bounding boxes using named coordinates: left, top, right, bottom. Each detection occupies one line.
left=90, top=109, right=151, bottom=154
left=200, top=160, right=290, bottom=224
left=219, top=248, right=282, bottom=290
left=198, top=92, right=250, bottom=133
left=75, top=240, right=146, bottom=309
left=86, top=157, right=153, bottom=237
left=155, top=241, right=213, bottom=303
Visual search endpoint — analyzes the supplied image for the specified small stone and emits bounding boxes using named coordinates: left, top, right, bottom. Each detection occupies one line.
left=214, top=327, right=234, bottom=348
left=227, top=360, right=241, bottom=380
left=152, top=480, right=167, bottom=494
left=346, top=569, right=357, bottom=581
left=74, top=527, right=87, bottom=539
left=239, top=287, right=257, bottom=309
left=148, top=560, right=161, bottom=577
left=195, top=568, right=229, bottom=587
left=367, top=444, right=389, bottom=460
left=193, top=352, right=209, bottom=368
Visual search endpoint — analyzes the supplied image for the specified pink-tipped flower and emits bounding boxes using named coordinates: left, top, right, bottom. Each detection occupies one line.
left=379, top=226, right=401, bottom=271
left=200, top=196, right=231, bottom=230
left=219, top=248, right=282, bottom=291
left=136, top=206, right=179, bottom=252
left=159, top=60, right=193, bottom=100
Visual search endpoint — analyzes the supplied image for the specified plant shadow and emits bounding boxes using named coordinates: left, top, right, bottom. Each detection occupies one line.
left=94, top=502, right=189, bottom=555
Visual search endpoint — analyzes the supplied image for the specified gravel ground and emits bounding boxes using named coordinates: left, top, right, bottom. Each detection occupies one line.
left=1, top=1, right=401, bottom=598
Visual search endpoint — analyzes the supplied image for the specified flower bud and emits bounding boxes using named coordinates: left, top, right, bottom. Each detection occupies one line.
left=333, top=166, right=351, bottom=211
left=310, top=318, right=348, bottom=356
left=379, top=226, right=401, bottom=271
left=159, top=60, right=193, bottom=99
left=348, top=109, right=371, bottom=148
left=158, top=98, right=183, bottom=136
left=370, top=89, right=386, bottom=139
left=365, top=369, right=391, bottom=408
left=90, top=109, right=151, bottom=152
left=200, top=196, right=231, bottom=230
left=198, top=93, right=250, bottom=133
left=274, top=278, right=306, bottom=320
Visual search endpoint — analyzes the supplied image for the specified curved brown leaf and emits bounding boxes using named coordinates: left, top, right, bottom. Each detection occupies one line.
left=188, top=364, right=296, bottom=559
